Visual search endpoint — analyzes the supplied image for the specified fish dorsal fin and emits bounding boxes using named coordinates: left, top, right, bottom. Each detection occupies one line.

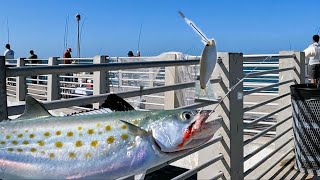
left=100, top=94, right=135, bottom=111
left=120, top=120, right=149, bottom=136
left=16, top=96, right=52, bottom=120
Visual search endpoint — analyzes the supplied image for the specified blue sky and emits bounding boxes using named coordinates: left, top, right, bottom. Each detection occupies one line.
left=0, top=0, right=319, bottom=58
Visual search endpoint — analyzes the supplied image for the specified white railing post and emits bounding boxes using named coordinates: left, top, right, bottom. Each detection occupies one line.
left=164, top=54, right=180, bottom=109
left=16, top=58, right=26, bottom=101
left=47, top=57, right=60, bottom=101
left=0, top=56, right=8, bottom=120
left=93, top=55, right=109, bottom=108
left=276, top=51, right=305, bottom=151
left=197, top=52, right=244, bottom=180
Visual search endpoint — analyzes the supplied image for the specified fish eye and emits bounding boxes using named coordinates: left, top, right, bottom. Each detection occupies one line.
left=181, top=111, right=192, bottom=120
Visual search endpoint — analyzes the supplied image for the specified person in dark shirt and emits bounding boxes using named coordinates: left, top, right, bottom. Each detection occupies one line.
left=63, top=48, right=72, bottom=64
left=128, top=50, right=134, bottom=57
left=28, top=50, right=39, bottom=84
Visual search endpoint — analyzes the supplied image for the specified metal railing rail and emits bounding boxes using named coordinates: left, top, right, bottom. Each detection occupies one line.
left=245, top=67, right=294, bottom=78
left=255, top=147, right=294, bottom=179
left=6, top=60, right=199, bottom=77
left=171, top=154, right=224, bottom=180
left=244, top=137, right=293, bottom=177
left=244, top=93, right=290, bottom=112
left=243, top=79, right=294, bottom=96
left=244, top=104, right=291, bottom=128
left=7, top=77, right=221, bottom=116
left=244, top=116, right=292, bottom=145
left=244, top=127, right=293, bottom=161
left=243, top=54, right=295, bottom=61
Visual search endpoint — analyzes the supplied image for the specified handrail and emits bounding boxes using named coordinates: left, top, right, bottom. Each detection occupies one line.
left=243, top=54, right=295, bottom=61
left=7, top=60, right=199, bottom=77
left=245, top=67, right=294, bottom=78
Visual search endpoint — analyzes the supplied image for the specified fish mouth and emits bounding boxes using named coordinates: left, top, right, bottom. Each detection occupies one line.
left=179, top=111, right=222, bottom=150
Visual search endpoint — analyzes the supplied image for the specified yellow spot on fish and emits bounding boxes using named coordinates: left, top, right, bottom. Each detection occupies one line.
left=85, top=153, right=92, bottom=159
left=7, top=148, right=13, bottom=152
left=55, top=142, right=63, bottom=148
left=22, top=141, right=29, bottom=145
left=56, top=131, right=61, bottom=136
left=97, top=123, right=101, bottom=127
left=38, top=141, right=44, bottom=146
left=49, top=153, right=55, bottom=158
left=25, top=130, right=29, bottom=133
left=17, top=149, right=23, bottom=152
left=67, top=131, right=74, bottom=137
left=17, top=134, right=23, bottom=138
left=12, top=141, right=18, bottom=145
left=121, top=134, right=129, bottom=140
left=133, top=119, right=139, bottom=125
left=91, top=140, right=98, bottom=147
left=87, top=129, right=94, bottom=135
left=30, top=148, right=37, bottom=152
left=0, top=141, right=5, bottom=145
left=78, top=127, right=83, bottom=131
left=69, top=152, right=76, bottom=158
left=75, top=141, right=83, bottom=147
left=121, top=124, right=127, bottom=129
left=44, top=132, right=50, bottom=137
left=5, top=135, right=10, bottom=139
left=105, top=125, right=111, bottom=131
left=107, top=136, right=115, bottom=144
left=29, top=134, right=35, bottom=138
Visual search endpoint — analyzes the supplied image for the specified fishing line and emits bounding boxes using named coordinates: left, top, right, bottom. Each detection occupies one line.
left=207, top=55, right=273, bottom=116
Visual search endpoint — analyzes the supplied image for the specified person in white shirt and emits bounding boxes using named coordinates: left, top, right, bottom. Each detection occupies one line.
left=3, top=44, right=14, bottom=59
left=304, top=35, right=320, bottom=84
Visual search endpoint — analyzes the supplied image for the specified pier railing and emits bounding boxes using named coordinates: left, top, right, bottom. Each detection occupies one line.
left=0, top=51, right=305, bottom=179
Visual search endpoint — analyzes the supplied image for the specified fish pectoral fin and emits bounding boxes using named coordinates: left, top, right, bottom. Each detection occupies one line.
left=16, top=95, right=52, bottom=120
left=120, top=120, right=150, bottom=136
left=134, top=172, right=146, bottom=180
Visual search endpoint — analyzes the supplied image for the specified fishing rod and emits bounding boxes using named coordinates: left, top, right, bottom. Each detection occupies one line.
left=178, top=11, right=209, bottom=44
left=64, top=15, right=69, bottom=52
left=6, top=17, right=9, bottom=44
left=137, top=23, right=143, bottom=54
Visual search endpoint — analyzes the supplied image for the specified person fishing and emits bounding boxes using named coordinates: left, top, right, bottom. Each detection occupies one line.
left=3, top=44, right=14, bottom=59
left=63, top=47, right=73, bottom=64
left=304, top=35, right=320, bottom=84
left=28, top=50, right=39, bottom=84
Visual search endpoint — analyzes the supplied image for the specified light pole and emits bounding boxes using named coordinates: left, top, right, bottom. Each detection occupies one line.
left=76, top=13, right=81, bottom=58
